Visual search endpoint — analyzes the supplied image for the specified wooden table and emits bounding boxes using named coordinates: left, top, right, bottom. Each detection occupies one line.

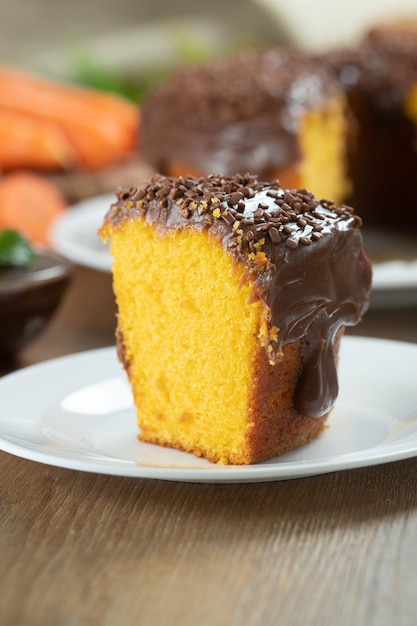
left=1, top=265, right=417, bottom=626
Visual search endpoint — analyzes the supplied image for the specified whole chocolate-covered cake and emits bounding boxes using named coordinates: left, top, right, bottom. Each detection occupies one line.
left=141, top=49, right=350, bottom=206
left=141, top=40, right=417, bottom=229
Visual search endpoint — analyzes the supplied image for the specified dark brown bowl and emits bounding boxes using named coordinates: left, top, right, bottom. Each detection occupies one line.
left=0, top=249, right=73, bottom=366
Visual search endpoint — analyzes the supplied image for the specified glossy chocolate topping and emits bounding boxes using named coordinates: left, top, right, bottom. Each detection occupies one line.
left=104, top=173, right=372, bottom=419
left=318, top=40, right=417, bottom=226
left=320, top=38, right=417, bottom=106
left=141, top=49, right=341, bottom=177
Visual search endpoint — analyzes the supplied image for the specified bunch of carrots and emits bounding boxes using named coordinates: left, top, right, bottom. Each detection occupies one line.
left=0, top=65, right=141, bottom=244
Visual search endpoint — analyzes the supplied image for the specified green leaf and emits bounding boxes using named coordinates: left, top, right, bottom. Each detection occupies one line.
left=69, top=53, right=142, bottom=102
left=0, top=229, right=36, bottom=267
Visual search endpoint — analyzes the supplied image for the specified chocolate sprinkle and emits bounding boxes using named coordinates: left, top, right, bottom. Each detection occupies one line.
left=108, top=173, right=361, bottom=264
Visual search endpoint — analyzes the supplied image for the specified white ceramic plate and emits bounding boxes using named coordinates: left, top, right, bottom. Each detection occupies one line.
left=50, top=195, right=417, bottom=305
left=1, top=337, right=417, bottom=483
left=50, top=194, right=114, bottom=272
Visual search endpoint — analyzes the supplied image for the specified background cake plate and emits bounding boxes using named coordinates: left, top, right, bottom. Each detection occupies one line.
left=1, top=337, right=417, bottom=484
left=50, top=194, right=114, bottom=273
left=50, top=194, right=417, bottom=307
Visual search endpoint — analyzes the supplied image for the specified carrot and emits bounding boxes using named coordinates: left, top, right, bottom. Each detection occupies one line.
left=0, top=171, right=67, bottom=245
left=0, top=66, right=140, bottom=170
left=0, top=109, right=74, bottom=170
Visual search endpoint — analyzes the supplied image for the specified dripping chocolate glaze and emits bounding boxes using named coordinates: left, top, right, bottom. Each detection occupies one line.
left=104, top=173, right=372, bottom=419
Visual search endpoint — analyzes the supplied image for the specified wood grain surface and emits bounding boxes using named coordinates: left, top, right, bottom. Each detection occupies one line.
left=1, top=266, right=417, bottom=626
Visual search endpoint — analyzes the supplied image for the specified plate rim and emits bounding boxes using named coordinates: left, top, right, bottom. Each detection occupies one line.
left=1, top=336, right=417, bottom=483
left=49, top=193, right=114, bottom=272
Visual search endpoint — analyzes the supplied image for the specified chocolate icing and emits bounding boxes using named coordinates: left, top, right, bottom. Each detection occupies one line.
left=104, top=173, right=372, bottom=419
left=141, top=49, right=341, bottom=178
left=320, top=39, right=417, bottom=104
left=318, top=40, right=417, bottom=226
